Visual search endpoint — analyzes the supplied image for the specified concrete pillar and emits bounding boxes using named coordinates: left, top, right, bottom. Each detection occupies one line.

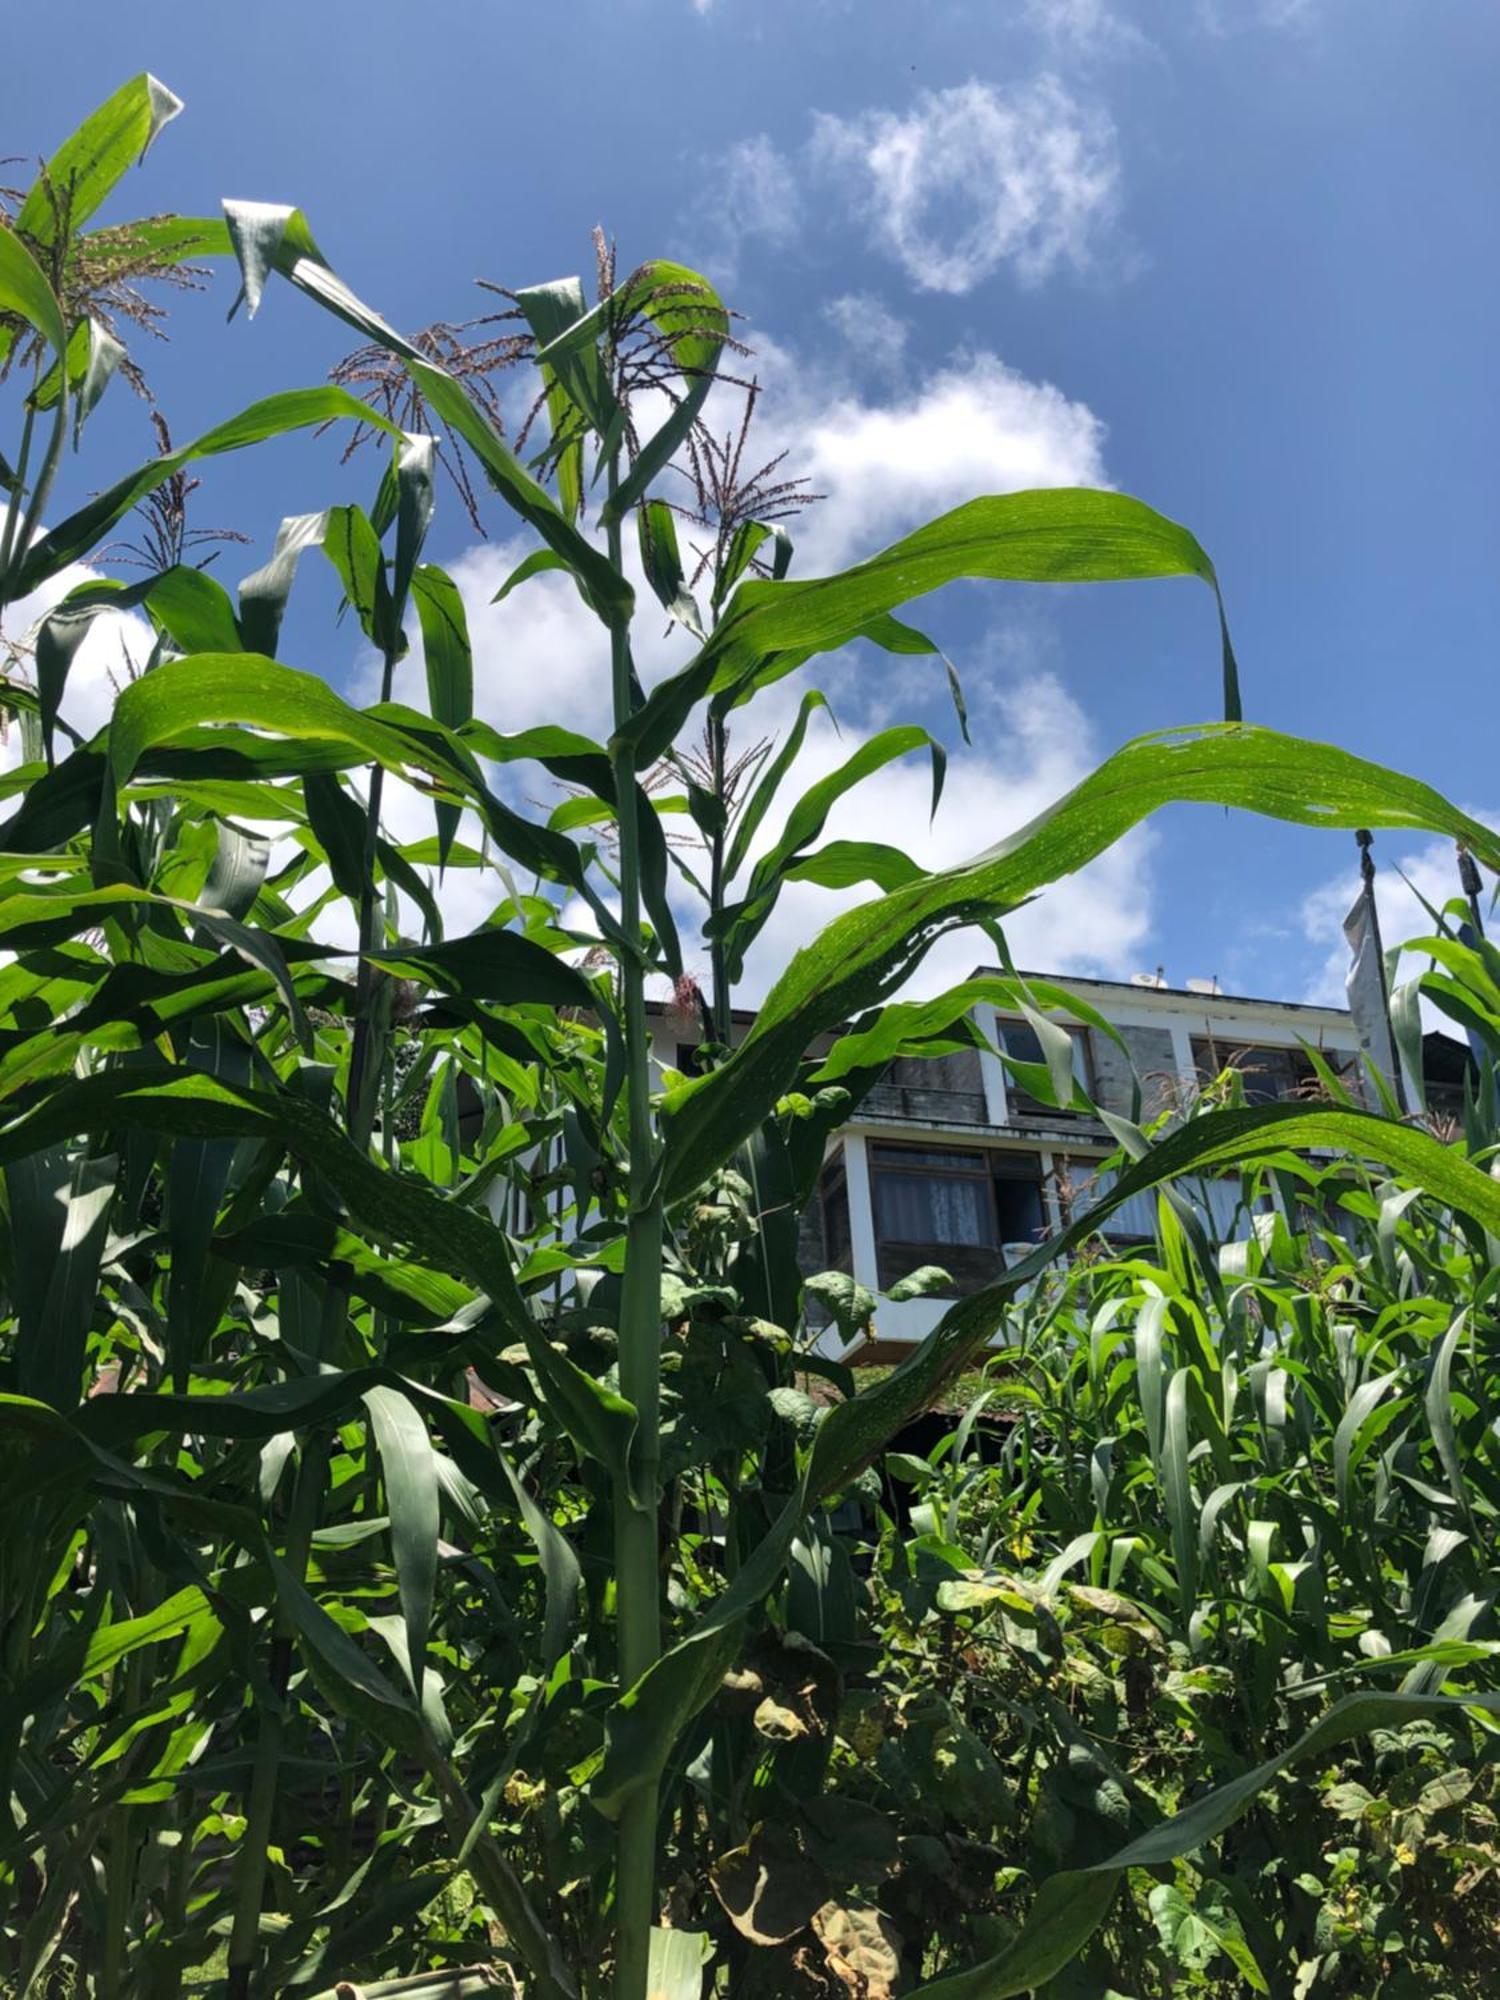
left=974, top=1002, right=1010, bottom=1127
left=842, top=1132, right=879, bottom=1293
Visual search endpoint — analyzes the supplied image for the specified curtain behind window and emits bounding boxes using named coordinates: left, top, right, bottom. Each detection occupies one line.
left=874, top=1169, right=992, bottom=1245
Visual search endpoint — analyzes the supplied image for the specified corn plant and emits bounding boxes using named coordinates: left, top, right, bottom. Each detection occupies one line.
left=5, top=74, right=1500, bottom=2000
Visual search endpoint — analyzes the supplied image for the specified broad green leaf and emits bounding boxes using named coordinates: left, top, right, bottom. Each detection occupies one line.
left=89, top=652, right=595, bottom=898
left=724, top=691, right=828, bottom=882
left=363, top=1386, right=440, bottom=1704
left=1333, top=1371, right=1401, bottom=1513
left=16, top=387, right=403, bottom=597
left=717, top=724, right=943, bottom=979
left=0, top=225, right=67, bottom=365
left=496, top=1450, right=582, bottom=1674
left=1162, top=1367, right=1198, bottom=1621
left=238, top=510, right=329, bottom=657
left=29, top=318, right=127, bottom=446
left=14, top=74, right=182, bottom=248
left=5, top=1146, right=117, bottom=1409
left=626, top=489, right=1241, bottom=766
left=80, top=1585, right=216, bottom=1680
left=411, top=564, right=473, bottom=871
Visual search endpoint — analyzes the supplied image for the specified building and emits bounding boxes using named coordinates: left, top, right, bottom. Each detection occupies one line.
left=648, top=969, right=1459, bottom=1361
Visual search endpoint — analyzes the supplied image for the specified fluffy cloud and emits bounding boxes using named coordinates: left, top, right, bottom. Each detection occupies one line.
left=820, top=294, right=911, bottom=385
left=808, top=78, right=1122, bottom=294
left=762, top=349, right=1109, bottom=571
left=688, top=132, right=803, bottom=281
left=690, top=77, right=1122, bottom=298
left=1023, top=0, right=1149, bottom=58
left=1196, top=0, right=1320, bottom=30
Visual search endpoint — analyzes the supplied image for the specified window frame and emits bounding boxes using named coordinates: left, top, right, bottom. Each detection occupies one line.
left=994, top=1017, right=1093, bottom=1118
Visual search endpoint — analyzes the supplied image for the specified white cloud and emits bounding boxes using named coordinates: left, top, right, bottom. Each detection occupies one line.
left=686, top=132, right=803, bottom=281
left=1196, top=0, right=1320, bottom=31
left=809, top=78, right=1122, bottom=294
left=753, top=347, right=1109, bottom=572
left=820, top=294, right=911, bottom=385
left=1024, top=0, right=1149, bottom=58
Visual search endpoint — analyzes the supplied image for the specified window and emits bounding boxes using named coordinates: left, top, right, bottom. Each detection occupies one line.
left=993, top=1151, right=1048, bottom=1243
left=1189, top=1037, right=1322, bottom=1105
left=819, top=1151, right=851, bottom=1269
left=868, top=1048, right=987, bottom=1123
left=870, top=1142, right=1044, bottom=1294
left=997, top=1019, right=1091, bottom=1118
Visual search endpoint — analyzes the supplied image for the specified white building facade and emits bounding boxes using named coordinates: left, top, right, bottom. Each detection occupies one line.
left=649, top=970, right=1422, bottom=1359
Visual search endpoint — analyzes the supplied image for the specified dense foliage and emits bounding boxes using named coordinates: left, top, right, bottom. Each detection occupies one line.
left=4, top=76, right=1500, bottom=2000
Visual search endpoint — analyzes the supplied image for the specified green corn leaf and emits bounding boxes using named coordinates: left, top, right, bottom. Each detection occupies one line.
left=1161, top=1367, right=1199, bottom=1621
left=637, top=498, right=704, bottom=639
left=32, top=566, right=244, bottom=760
left=302, top=770, right=369, bottom=904
left=1426, top=1312, right=1474, bottom=1528
left=0, top=1069, right=535, bottom=1342
left=0, top=225, right=68, bottom=365
left=779, top=839, right=925, bottom=894
left=716, top=724, right=944, bottom=980
left=363, top=1386, right=440, bottom=1704
left=367, top=928, right=602, bottom=1015
left=723, top=689, right=829, bottom=882
left=28, top=317, right=127, bottom=447
left=15, top=387, right=403, bottom=598
left=87, top=652, right=596, bottom=898
left=659, top=724, right=1500, bottom=1204
left=522, top=1331, right=638, bottom=1489
left=625, top=489, right=1240, bottom=766
left=5, top=1146, right=117, bottom=1410
left=390, top=432, right=434, bottom=630
left=411, top=565, right=473, bottom=871
left=496, top=1450, right=582, bottom=1673
left=238, top=511, right=329, bottom=657
left=320, top=503, right=394, bottom=651
left=80, top=1584, right=217, bottom=1681
left=166, top=1021, right=248, bottom=1389
left=1135, top=1297, right=1167, bottom=1466
left=13, top=74, right=182, bottom=249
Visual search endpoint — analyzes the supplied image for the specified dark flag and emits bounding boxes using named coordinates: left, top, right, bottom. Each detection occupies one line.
left=1343, top=830, right=1407, bottom=1110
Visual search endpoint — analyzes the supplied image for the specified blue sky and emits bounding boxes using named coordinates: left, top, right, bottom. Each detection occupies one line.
left=7, top=0, right=1499, bottom=1007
